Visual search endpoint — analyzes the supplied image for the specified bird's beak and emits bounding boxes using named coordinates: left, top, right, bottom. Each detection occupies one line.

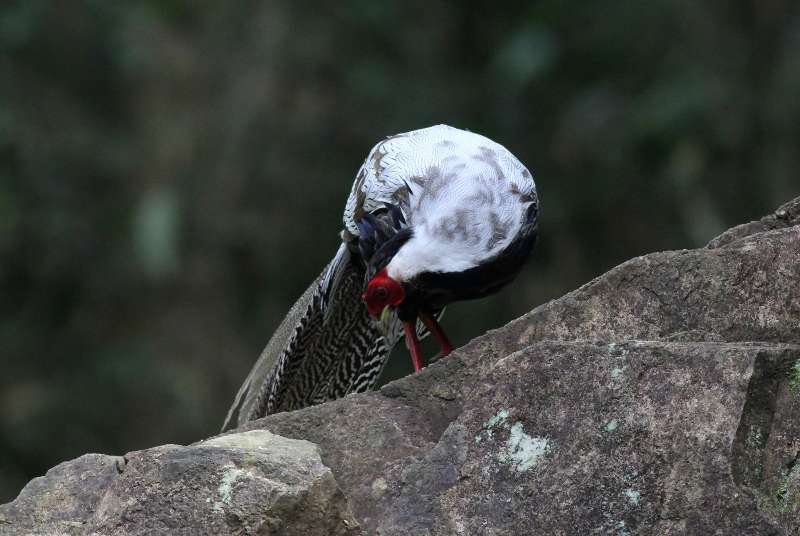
left=377, top=305, right=393, bottom=335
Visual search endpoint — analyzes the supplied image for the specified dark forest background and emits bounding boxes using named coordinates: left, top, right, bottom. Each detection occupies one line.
left=1, top=0, right=799, bottom=502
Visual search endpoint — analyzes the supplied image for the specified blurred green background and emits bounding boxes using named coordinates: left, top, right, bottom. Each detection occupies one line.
left=1, top=0, right=798, bottom=502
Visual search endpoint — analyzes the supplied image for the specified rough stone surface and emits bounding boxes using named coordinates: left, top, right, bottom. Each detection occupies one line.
left=0, top=453, right=124, bottom=535
left=2, top=196, right=799, bottom=535
left=235, top=196, right=800, bottom=535
left=0, top=430, right=359, bottom=536
left=707, top=196, right=800, bottom=249
left=499, top=224, right=800, bottom=348
left=237, top=341, right=799, bottom=535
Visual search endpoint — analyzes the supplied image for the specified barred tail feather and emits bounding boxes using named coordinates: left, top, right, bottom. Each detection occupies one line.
left=220, top=268, right=322, bottom=431
left=221, top=244, right=400, bottom=431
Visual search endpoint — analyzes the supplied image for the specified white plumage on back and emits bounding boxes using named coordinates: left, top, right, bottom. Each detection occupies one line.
left=343, top=125, right=536, bottom=281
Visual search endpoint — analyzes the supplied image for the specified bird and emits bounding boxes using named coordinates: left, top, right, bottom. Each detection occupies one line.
left=222, top=124, right=538, bottom=431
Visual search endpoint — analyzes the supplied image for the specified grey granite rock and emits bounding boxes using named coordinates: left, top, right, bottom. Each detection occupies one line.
left=0, top=453, right=124, bottom=535
left=707, top=196, right=800, bottom=249
left=500, top=222, right=800, bottom=347
left=240, top=340, right=799, bottom=535
left=0, top=430, right=359, bottom=536
left=235, top=196, right=800, bottom=535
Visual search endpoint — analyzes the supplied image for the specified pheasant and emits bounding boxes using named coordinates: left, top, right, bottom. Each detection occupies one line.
left=222, top=125, right=538, bottom=430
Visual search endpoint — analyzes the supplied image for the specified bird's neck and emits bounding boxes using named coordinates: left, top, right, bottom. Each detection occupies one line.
left=386, top=231, right=482, bottom=281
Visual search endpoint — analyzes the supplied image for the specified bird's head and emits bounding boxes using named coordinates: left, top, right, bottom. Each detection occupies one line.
left=361, top=268, right=405, bottom=324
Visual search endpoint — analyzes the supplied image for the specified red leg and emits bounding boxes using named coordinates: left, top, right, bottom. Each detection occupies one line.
left=403, top=321, right=424, bottom=373
left=420, top=312, right=454, bottom=355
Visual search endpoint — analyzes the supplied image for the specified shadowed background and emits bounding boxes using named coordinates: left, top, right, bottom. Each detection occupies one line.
left=1, top=0, right=798, bottom=501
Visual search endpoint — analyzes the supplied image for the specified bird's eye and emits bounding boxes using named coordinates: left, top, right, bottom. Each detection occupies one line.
left=374, top=286, right=389, bottom=300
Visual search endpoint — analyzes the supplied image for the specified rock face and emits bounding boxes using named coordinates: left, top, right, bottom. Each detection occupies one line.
left=0, top=430, right=358, bottom=535
left=2, top=196, right=799, bottom=535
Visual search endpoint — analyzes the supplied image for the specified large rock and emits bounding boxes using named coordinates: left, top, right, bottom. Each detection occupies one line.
left=0, top=430, right=359, bottom=535
left=2, top=196, right=799, bottom=535
left=706, top=196, right=800, bottom=249
left=233, top=196, right=800, bottom=535
left=499, top=197, right=800, bottom=348
left=0, top=453, right=124, bottom=534
left=237, top=341, right=799, bottom=535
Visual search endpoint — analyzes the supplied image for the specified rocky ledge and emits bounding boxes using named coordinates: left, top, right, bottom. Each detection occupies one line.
left=2, top=196, right=799, bottom=536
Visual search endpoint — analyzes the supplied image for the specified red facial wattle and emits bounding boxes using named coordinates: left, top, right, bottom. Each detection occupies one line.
left=361, top=268, right=405, bottom=317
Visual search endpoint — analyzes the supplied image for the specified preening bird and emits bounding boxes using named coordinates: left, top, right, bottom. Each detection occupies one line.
left=222, top=125, right=538, bottom=430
